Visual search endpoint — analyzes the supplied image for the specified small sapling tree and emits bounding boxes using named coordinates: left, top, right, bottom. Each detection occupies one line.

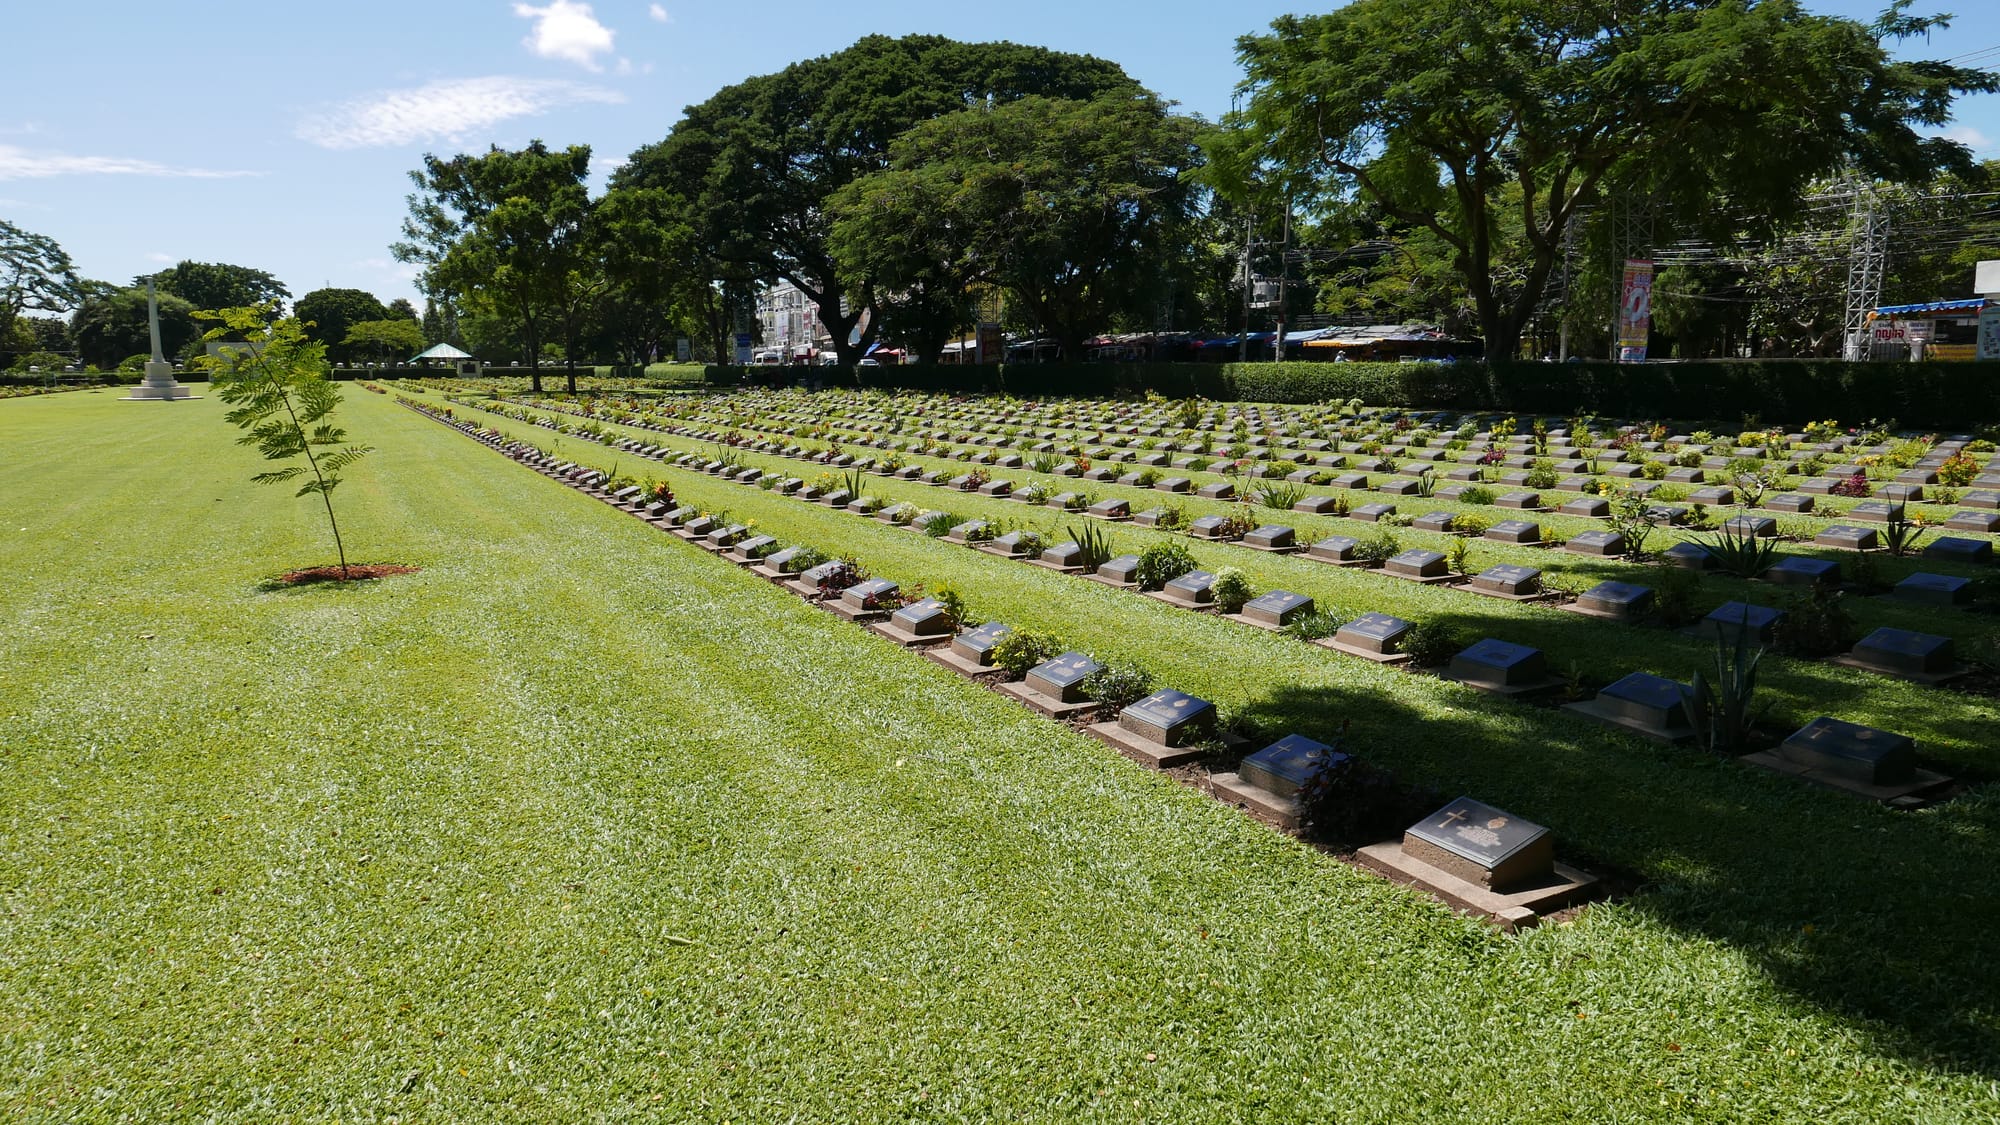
left=198, top=305, right=373, bottom=580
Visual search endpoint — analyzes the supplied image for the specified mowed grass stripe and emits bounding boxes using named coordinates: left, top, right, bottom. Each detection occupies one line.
left=0, top=389, right=1994, bottom=1121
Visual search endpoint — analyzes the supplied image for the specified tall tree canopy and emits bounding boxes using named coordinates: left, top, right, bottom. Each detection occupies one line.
left=1, top=220, right=83, bottom=330
left=831, top=92, right=1204, bottom=362
left=394, top=141, right=592, bottom=392
left=294, top=288, right=389, bottom=363
left=615, top=34, right=1144, bottom=364
left=71, top=287, right=197, bottom=367
left=1215, top=0, right=1999, bottom=365
left=150, top=260, right=290, bottom=313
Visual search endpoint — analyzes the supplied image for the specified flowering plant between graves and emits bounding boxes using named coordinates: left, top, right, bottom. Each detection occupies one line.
left=813, top=558, right=866, bottom=597
left=1830, top=472, right=1872, bottom=498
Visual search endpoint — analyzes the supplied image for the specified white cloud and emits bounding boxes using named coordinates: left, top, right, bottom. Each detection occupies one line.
left=1942, top=125, right=1996, bottom=154
left=146, top=252, right=175, bottom=263
left=648, top=4, right=670, bottom=22
left=515, top=0, right=616, bottom=70
left=0, top=144, right=260, bottom=181
left=295, top=77, right=625, bottom=150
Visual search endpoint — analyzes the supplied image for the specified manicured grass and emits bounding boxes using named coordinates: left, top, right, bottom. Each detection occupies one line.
left=4, top=387, right=1999, bottom=1121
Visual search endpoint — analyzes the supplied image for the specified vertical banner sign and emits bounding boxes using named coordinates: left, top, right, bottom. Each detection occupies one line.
left=733, top=332, right=753, bottom=365
left=977, top=322, right=1003, bottom=365
left=1979, top=304, right=2000, bottom=360
left=1616, top=259, right=1654, bottom=361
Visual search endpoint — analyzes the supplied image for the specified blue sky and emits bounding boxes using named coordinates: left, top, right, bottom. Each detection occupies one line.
left=5, top=1, right=1995, bottom=309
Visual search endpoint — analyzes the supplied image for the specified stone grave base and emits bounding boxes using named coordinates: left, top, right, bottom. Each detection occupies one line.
left=670, top=528, right=706, bottom=543
left=922, top=646, right=1002, bottom=679
left=1559, top=698, right=1694, bottom=744
left=722, top=550, right=761, bottom=566
left=750, top=564, right=793, bottom=583
left=1312, top=637, right=1412, bottom=664
left=822, top=599, right=889, bottom=625
left=1143, top=591, right=1216, bottom=612
left=1556, top=602, right=1642, bottom=623
left=1463, top=585, right=1546, bottom=603
left=1739, top=751, right=1952, bottom=807
left=997, top=680, right=1099, bottom=720
left=1242, top=543, right=1302, bottom=555
left=1435, top=669, right=1562, bottom=697
left=1824, top=655, right=1970, bottom=686
left=1386, top=571, right=1462, bottom=586
left=1082, top=573, right=1138, bottom=590
left=1086, top=512, right=1132, bottom=522
left=1354, top=843, right=1597, bottom=932
left=1083, top=721, right=1220, bottom=770
left=1208, top=771, right=1304, bottom=831
left=868, top=620, right=951, bottom=648
left=784, top=579, right=828, bottom=600
left=1304, top=556, right=1379, bottom=569
left=1027, top=560, right=1087, bottom=575
left=1223, top=613, right=1287, bottom=633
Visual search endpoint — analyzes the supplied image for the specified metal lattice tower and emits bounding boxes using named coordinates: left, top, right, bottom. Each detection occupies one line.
left=1841, top=184, right=1890, bottom=360
left=1606, top=195, right=1655, bottom=358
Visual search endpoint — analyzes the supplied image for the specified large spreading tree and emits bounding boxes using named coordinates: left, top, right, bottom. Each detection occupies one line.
left=151, top=260, right=290, bottom=313
left=615, top=34, right=1144, bottom=364
left=1216, top=0, right=1999, bottom=365
left=1, top=220, right=83, bottom=333
left=394, top=141, right=592, bottom=393
left=830, top=92, right=1204, bottom=362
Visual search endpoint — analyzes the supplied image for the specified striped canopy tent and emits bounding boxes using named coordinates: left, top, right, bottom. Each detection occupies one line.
left=1866, top=298, right=1991, bottom=320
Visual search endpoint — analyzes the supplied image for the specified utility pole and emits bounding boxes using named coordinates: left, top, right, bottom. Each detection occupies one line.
left=1239, top=214, right=1253, bottom=363
left=1271, top=198, right=1292, bottom=363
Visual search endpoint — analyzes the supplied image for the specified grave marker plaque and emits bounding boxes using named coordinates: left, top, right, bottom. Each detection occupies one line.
left=1848, top=628, right=1956, bottom=677
left=1096, top=555, right=1141, bottom=584
left=1923, top=537, right=1993, bottom=565
left=1702, top=601, right=1783, bottom=645
left=1575, top=581, right=1654, bottom=620
left=1386, top=549, right=1449, bottom=579
left=1485, top=520, right=1542, bottom=545
left=1403, top=798, right=1554, bottom=892
left=1027, top=653, right=1103, bottom=703
left=1243, top=590, right=1313, bottom=626
left=1118, top=689, right=1217, bottom=746
left=1333, top=613, right=1413, bottom=655
left=1778, top=717, right=1916, bottom=786
left=1163, top=570, right=1218, bottom=605
left=1244, top=525, right=1297, bottom=551
left=952, top=622, right=1013, bottom=665
left=1564, top=530, right=1627, bottom=557
left=1236, top=733, right=1345, bottom=800
left=1445, top=639, right=1550, bottom=690
left=890, top=598, right=953, bottom=637
left=1763, top=557, right=1841, bottom=587
left=1596, top=672, right=1692, bottom=731
left=1470, top=564, right=1541, bottom=598
left=1087, top=498, right=1131, bottom=520
left=1814, top=525, right=1878, bottom=551
left=1308, top=535, right=1361, bottom=562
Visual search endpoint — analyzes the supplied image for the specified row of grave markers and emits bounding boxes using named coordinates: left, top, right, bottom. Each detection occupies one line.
left=443, top=392, right=1974, bottom=797
left=401, top=398, right=1618, bottom=929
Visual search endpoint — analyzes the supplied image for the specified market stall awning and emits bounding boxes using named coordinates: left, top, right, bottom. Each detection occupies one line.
left=1868, top=298, right=1991, bottom=319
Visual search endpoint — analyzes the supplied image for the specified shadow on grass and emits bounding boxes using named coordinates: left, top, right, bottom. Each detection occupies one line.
left=1225, top=647, right=2000, bottom=1078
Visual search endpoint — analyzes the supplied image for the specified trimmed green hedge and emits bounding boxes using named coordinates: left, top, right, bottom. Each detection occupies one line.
left=697, top=359, right=2000, bottom=427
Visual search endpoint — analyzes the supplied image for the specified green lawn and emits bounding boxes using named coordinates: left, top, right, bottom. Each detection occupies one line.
left=3, top=387, right=1998, bottom=1122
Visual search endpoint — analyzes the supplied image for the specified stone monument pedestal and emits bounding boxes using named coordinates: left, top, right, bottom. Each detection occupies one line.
left=123, top=360, right=197, bottom=401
